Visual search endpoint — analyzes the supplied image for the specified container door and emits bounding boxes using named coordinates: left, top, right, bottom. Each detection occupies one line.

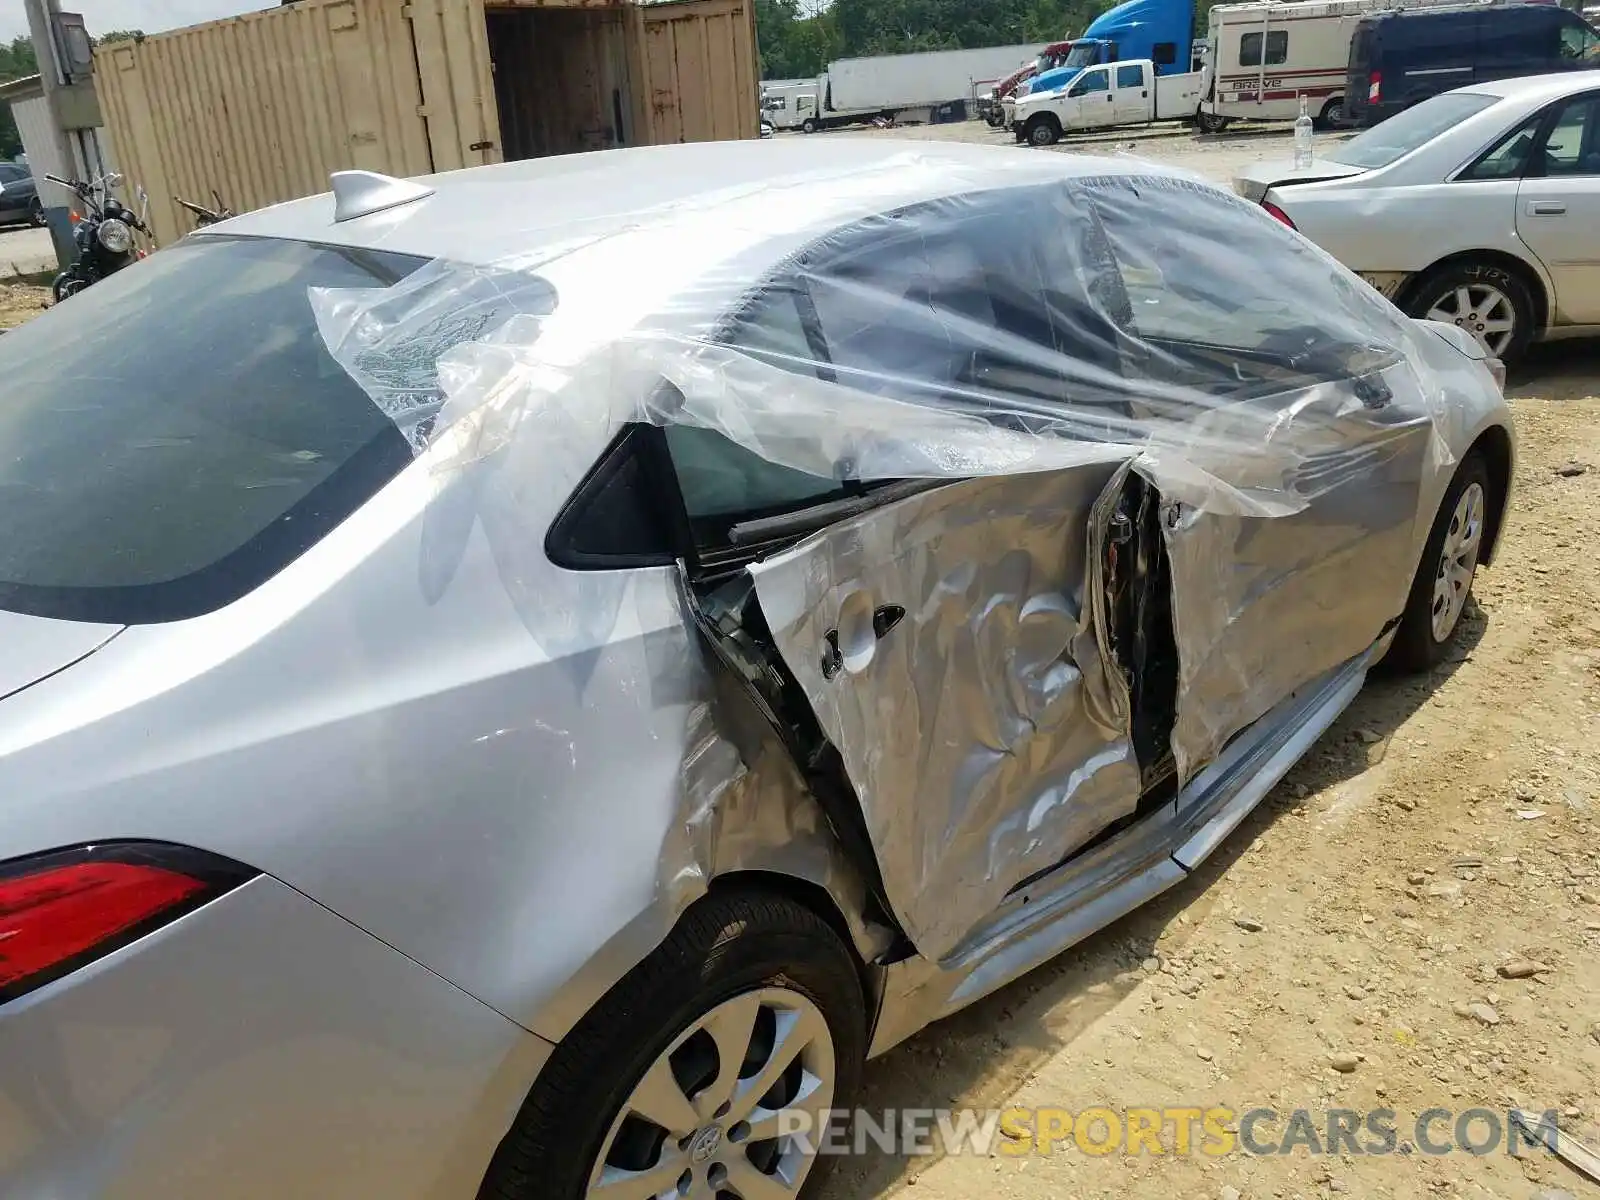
left=635, top=0, right=760, bottom=144
left=405, top=0, right=503, bottom=169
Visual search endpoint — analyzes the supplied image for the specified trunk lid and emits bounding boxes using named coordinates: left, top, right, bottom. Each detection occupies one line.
left=1232, top=158, right=1367, bottom=203
left=0, top=610, right=122, bottom=703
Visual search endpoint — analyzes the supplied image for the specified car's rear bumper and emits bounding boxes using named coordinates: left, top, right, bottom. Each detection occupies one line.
left=0, top=873, right=551, bottom=1199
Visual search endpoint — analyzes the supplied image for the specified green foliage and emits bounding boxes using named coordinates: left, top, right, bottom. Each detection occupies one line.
left=95, top=30, right=146, bottom=45
left=754, top=0, right=1122, bottom=79
left=0, top=36, right=39, bottom=161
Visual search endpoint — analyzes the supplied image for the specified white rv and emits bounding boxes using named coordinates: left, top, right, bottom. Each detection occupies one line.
left=1195, top=0, right=1496, bottom=130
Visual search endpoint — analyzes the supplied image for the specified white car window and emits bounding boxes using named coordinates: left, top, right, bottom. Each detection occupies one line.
left=1330, top=91, right=1500, bottom=169
left=1542, top=93, right=1600, bottom=176
left=1117, top=64, right=1145, bottom=88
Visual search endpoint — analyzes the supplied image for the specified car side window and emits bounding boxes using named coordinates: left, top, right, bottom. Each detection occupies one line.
left=1457, top=113, right=1546, bottom=180
left=1240, top=30, right=1288, bottom=67
left=0, top=164, right=24, bottom=183
left=1116, top=64, right=1145, bottom=89
left=1539, top=93, right=1600, bottom=177
left=666, top=286, right=846, bottom=522
left=1072, top=68, right=1110, bottom=95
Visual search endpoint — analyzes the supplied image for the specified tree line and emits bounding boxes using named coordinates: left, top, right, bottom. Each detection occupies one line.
left=1, top=31, right=141, bottom=161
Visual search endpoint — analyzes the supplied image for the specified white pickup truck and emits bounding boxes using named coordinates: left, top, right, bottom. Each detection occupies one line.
left=1011, top=59, right=1203, bottom=145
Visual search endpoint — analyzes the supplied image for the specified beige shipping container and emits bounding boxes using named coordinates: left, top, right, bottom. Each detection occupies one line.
left=95, top=0, right=761, bottom=244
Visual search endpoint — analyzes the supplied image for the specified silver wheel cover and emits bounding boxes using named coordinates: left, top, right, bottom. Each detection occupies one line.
left=586, top=987, right=836, bottom=1198
left=1431, top=480, right=1485, bottom=643
left=1425, top=283, right=1517, bottom=357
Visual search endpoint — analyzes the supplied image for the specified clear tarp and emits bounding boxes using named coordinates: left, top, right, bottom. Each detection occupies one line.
left=308, top=151, right=1473, bottom=955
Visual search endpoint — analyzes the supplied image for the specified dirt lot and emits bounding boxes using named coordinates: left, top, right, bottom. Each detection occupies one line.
left=806, top=121, right=1600, bottom=1200
left=0, top=282, right=48, bottom=329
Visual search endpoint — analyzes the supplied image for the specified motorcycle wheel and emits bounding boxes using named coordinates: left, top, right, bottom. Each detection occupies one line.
left=51, top=272, right=91, bottom=304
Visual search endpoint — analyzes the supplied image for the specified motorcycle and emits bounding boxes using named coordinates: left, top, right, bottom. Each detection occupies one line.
left=175, top=189, right=235, bottom=229
left=46, top=171, right=153, bottom=303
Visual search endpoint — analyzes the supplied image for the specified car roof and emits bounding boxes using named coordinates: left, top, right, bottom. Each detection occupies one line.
left=203, top=136, right=1184, bottom=269
left=1464, top=69, right=1600, bottom=102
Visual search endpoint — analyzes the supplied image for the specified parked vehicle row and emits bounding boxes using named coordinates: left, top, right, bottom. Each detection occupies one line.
left=0, top=135, right=1515, bottom=1200
left=993, top=0, right=1598, bottom=144
left=762, top=43, right=1047, bottom=133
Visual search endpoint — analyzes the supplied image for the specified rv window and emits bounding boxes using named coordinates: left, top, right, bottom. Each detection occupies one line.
left=1239, top=29, right=1288, bottom=67
left=1116, top=64, right=1145, bottom=88
left=1458, top=113, right=1546, bottom=180
left=1540, top=93, right=1600, bottom=176
left=1152, top=41, right=1177, bottom=65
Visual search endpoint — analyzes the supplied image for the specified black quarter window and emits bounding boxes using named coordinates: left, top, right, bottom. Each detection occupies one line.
left=0, top=235, right=444, bottom=624
left=1240, top=29, right=1288, bottom=66
left=1152, top=41, right=1177, bottom=66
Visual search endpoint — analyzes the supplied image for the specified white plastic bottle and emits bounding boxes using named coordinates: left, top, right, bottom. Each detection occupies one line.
left=1293, top=96, right=1314, bottom=169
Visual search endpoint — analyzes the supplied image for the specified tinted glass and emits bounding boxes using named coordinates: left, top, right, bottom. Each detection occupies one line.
left=0, top=236, right=429, bottom=623
left=1117, top=64, right=1145, bottom=88
left=1330, top=91, right=1500, bottom=167
left=1458, top=112, right=1545, bottom=180
left=1074, top=69, right=1110, bottom=94
left=1541, top=92, right=1600, bottom=175
left=1153, top=41, right=1177, bottom=65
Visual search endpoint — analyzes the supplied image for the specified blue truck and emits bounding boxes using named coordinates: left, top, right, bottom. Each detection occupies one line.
left=1022, top=0, right=1203, bottom=95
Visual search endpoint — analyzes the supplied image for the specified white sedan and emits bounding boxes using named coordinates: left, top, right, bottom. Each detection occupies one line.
left=1234, top=71, right=1600, bottom=364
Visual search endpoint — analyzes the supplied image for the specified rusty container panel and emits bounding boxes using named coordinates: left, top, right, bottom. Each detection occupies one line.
left=94, top=0, right=436, bottom=245
left=634, top=0, right=759, bottom=145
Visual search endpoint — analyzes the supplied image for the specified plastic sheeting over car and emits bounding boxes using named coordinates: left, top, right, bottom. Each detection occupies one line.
left=310, top=151, right=1460, bottom=959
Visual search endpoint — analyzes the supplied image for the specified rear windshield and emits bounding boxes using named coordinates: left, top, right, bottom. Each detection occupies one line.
left=0, top=235, right=431, bottom=624
left=1329, top=91, right=1500, bottom=167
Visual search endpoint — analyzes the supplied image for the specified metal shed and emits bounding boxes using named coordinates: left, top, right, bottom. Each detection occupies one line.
left=95, top=0, right=761, bottom=244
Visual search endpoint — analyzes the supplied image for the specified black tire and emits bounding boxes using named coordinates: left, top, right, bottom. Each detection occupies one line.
left=1385, top=451, right=1492, bottom=673
left=1315, top=97, right=1343, bottom=131
left=801, top=118, right=818, bottom=134
left=478, top=888, right=868, bottom=1200
left=1025, top=115, right=1060, bottom=146
left=1195, top=110, right=1230, bottom=134
left=28, top=196, right=45, bottom=227
left=50, top=271, right=89, bottom=304
left=1401, top=260, right=1537, bottom=366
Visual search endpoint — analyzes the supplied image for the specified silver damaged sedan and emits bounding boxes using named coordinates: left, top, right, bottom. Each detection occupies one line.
left=0, top=138, right=1514, bottom=1199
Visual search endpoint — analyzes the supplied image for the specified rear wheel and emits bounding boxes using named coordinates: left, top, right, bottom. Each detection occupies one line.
left=1025, top=115, right=1061, bottom=146
left=1403, top=260, right=1535, bottom=364
left=478, top=889, right=868, bottom=1200
left=1195, top=110, right=1230, bottom=133
left=801, top=118, right=818, bottom=134
left=1315, top=97, right=1344, bottom=130
left=1386, top=452, right=1491, bottom=672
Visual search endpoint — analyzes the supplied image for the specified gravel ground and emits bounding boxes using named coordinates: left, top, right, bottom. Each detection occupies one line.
left=802, top=119, right=1600, bottom=1200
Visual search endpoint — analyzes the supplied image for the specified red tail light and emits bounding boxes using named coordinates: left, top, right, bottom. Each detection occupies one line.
left=0, top=844, right=254, bottom=1005
left=1368, top=71, right=1382, bottom=104
left=1262, top=200, right=1297, bottom=229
